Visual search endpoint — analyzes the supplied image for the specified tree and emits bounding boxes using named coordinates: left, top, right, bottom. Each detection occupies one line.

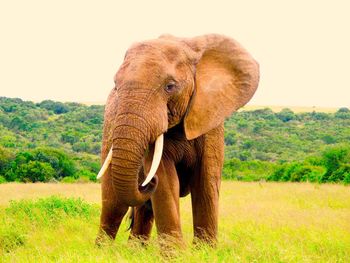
left=33, top=147, right=76, bottom=179
left=16, top=161, right=55, bottom=182
left=276, top=108, right=295, bottom=122
left=321, top=146, right=350, bottom=182
left=335, top=107, right=350, bottom=119
left=0, top=146, right=14, bottom=177
left=36, top=100, right=69, bottom=114
left=224, top=130, right=236, bottom=145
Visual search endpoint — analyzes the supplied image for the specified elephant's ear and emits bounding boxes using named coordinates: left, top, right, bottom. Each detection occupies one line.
left=183, top=34, right=259, bottom=140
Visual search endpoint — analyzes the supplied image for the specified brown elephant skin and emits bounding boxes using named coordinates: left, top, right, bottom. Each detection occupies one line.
left=96, top=34, right=259, bottom=246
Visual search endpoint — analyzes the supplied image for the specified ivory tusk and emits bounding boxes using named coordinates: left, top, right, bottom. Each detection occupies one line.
left=141, top=134, right=164, bottom=187
left=96, top=148, right=113, bottom=179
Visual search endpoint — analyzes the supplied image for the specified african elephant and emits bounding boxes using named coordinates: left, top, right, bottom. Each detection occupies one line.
left=96, top=34, right=259, bottom=245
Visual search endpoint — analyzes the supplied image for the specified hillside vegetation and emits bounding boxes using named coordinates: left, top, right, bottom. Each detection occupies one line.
left=0, top=97, right=349, bottom=183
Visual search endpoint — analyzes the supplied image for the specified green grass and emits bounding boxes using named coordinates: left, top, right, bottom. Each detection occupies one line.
left=0, top=182, right=349, bottom=262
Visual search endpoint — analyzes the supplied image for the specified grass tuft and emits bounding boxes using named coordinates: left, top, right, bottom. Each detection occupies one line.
left=5, top=196, right=98, bottom=226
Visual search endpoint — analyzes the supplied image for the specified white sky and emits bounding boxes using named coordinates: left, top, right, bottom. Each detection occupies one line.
left=0, top=0, right=349, bottom=107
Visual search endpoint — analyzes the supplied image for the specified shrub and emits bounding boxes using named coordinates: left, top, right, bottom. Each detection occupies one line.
left=223, top=158, right=274, bottom=181
left=60, top=176, right=77, bottom=183
left=267, top=163, right=325, bottom=182
left=74, top=169, right=97, bottom=182
left=289, top=164, right=325, bottom=182
left=335, top=107, right=350, bottom=119
left=0, top=146, right=14, bottom=175
left=276, top=108, right=295, bottom=122
left=0, top=175, right=6, bottom=184
left=267, top=164, right=286, bottom=182
left=329, top=163, right=350, bottom=183
left=33, top=147, right=76, bottom=179
left=16, top=161, right=55, bottom=182
left=224, top=130, right=236, bottom=145
left=344, top=172, right=350, bottom=185
left=321, top=146, right=350, bottom=182
left=36, top=100, right=69, bottom=114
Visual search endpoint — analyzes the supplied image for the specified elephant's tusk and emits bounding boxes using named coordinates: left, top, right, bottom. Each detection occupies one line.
left=96, top=148, right=113, bottom=179
left=141, top=134, right=164, bottom=187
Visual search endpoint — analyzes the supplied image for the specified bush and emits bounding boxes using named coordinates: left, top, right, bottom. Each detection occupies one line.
left=321, top=146, right=350, bottom=182
left=36, top=100, right=69, bottom=114
left=267, top=163, right=325, bottom=182
left=3, top=148, right=76, bottom=182
left=32, top=147, right=76, bottom=179
left=0, top=146, right=14, bottom=175
left=335, top=107, right=350, bottom=119
left=329, top=164, right=350, bottom=183
left=0, top=175, right=6, bottom=184
left=60, top=176, right=77, bottom=183
left=344, top=172, right=350, bottom=185
left=224, top=130, right=236, bottom=145
left=289, top=164, right=325, bottom=182
left=276, top=108, right=295, bottom=122
left=74, top=169, right=97, bottom=182
left=223, top=158, right=274, bottom=181
left=16, top=161, right=55, bottom=182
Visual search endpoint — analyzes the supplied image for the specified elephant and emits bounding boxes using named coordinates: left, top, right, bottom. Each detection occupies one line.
left=96, top=34, right=259, bottom=246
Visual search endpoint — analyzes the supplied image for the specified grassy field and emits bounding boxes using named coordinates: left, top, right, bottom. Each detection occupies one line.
left=0, top=182, right=349, bottom=262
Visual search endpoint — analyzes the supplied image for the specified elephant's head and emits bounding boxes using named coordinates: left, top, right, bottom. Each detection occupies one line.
left=97, top=34, right=259, bottom=206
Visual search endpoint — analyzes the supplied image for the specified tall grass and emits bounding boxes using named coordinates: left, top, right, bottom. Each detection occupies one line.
left=0, top=182, right=349, bottom=262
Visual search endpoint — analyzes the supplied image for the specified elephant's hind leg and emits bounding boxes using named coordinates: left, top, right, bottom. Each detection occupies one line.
left=129, top=200, right=154, bottom=242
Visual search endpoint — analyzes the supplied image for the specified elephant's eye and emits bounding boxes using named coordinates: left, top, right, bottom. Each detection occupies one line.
left=164, top=82, right=177, bottom=93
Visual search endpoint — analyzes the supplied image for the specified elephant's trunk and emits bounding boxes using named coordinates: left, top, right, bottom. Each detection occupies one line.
left=110, top=113, right=161, bottom=206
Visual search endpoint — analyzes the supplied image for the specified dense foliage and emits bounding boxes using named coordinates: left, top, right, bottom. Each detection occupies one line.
left=0, top=97, right=349, bottom=183
left=0, top=97, right=101, bottom=183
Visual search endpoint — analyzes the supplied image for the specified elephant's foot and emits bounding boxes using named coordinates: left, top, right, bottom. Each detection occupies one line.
left=193, top=228, right=217, bottom=247
left=96, top=200, right=129, bottom=246
left=95, top=228, right=116, bottom=247
left=157, top=233, right=186, bottom=258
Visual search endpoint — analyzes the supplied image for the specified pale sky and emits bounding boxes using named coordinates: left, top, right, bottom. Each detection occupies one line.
left=0, top=0, right=349, bottom=107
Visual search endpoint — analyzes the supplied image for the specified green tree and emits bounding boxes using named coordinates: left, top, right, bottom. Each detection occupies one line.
left=33, top=147, right=76, bottom=179
left=0, top=146, right=14, bottom=177
left=16, top=161, right=55, bottom=182
left=37, top=100, right=69, bottom=114
left=276, top=108, right=295, bottom=122
left=321, top=146, right=350, bottom=182
left=335, top=107, right=350, bottom=119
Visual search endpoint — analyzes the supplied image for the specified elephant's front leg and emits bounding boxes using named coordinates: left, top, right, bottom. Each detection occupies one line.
left=190, top=125, right=224, bottom=245
left=96, top=167, right=129, bottom=245
left=148, top=158, right=183, bottom=244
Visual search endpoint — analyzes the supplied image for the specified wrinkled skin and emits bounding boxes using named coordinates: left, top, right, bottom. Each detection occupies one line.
left=96, top=34, right=259, bottom=245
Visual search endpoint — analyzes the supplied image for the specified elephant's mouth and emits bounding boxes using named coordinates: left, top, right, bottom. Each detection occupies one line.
left=96, top=134, right=164, bottom=189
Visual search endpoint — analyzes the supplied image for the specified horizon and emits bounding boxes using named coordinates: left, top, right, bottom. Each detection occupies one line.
left=0, top=1, right=349, bottom=108
left=1, top=95, right=345, bottom=113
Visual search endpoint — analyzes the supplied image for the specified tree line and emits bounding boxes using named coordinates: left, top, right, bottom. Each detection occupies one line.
left=0, top=97, right=349, bottom=183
